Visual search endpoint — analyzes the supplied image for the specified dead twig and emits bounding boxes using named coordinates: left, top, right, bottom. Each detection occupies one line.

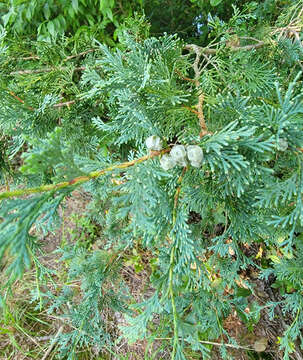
left=8, top=91, right=77, bottom=110
left=271, top=6, right=303, bottom=41
left=41, top=326, right=63, bottom=360
left=156, top=337, right=255, bottom=351
left=184, top=40, right=265, bottom=56
left=182, top=105, right=199, bottom=115
left=0, top=148, right=171, bottom=200
left=53, top=100, right=76, bottom=108
left=9, top=91, right=35, bottom=111
left=12, top=49, right=96, bottom=62
left=231, top=42, right=265, bottom=51
left=185, top=44, right=208, bottom=138
left=35, top=335, right=53, bottom=342
left=174, top=68, right=195, bottom=83
left=63, top=49, right=96, bottom=61
left=18, top=55, right=40, bottom=61
left=10, top=66, right=86, bottom=75
left=183, top=39, right=265, bottom=136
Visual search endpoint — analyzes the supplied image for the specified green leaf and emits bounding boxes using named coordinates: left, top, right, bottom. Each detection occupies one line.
left=43, top=3, right=51, bottom=19
left=25, top=5, right=34, bottom=21
left=2, top=12, right=13, bottom=27
left=72, top=0, right=79, bottom=12
left=105, top=8, right=113, bottom=21
left=210, top=0, right=223, bottom=6
left=47, top=21, right=56, bottom=37
left=0, top=193, right=65, bottom=281
left=235, top=287, right=251, bottom=297
left=57, top=14, right=66, bottom=31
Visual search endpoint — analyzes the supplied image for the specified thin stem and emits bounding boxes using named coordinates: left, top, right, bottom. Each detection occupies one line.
left=41, top=326, right=63, bottom=360
left=63, top=49, right=96, bottom=61
left=182, top=105, right=199, bottom=115
left=10, top=66, right=87, bottom=75
left=184, top=45, right=208, bottom=138
left=184, top=40, right=265, bottom=55
left=155, top=337, right=255, bottom=351
left=0, top=149, right=170, bottom=200
left=19, top=55, right=40, bottom=60
left=169, top=167, right=187, bottom=359
left=8, top=90, right=76, bottom=110
left=174, top=68, right=195, bottom=83
left=8, top=91, right=35, bottom=111
left=184, top=40, right=266, bottom=135
left=169, top=245, right=178, bottom=359
left=53, top=100, right=76, bottom=108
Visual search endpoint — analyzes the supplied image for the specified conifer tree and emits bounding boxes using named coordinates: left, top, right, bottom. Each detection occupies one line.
left=1, top=2, right=303, bottom=359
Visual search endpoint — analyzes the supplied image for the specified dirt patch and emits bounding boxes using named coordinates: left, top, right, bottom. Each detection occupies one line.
left=39, top=190, right=91, bottom=267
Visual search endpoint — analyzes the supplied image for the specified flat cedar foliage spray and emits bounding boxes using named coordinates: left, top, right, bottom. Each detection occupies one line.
left=1, top=1, right=303, bottom=359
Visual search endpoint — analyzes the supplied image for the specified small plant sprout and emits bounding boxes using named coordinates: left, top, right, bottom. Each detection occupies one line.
left=277, top=138, right=288, bottom=151
left=170, top=145, right=187, bottom=166
left=145, top=135, right=163, bottom=151
left=160, top=154, right=176, bottom=170
left=186, top=145, right=204, bottom=168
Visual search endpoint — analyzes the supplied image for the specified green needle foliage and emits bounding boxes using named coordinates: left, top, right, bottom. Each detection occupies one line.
left=1, top=2, right=303, bottom=359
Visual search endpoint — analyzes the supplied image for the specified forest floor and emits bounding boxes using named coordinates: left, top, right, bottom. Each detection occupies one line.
left=0, top=189, right=300, bottom=360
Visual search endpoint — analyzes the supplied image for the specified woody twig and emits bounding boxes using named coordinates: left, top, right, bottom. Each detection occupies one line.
left=184, top=44, right=208, bottom=138
left=0, top=148, right=171, bottom=200
left=9, top=91, right=35, bottom=111
left=10, top=66, right=87, bottom=76
left=8, top=91, right=76, bottom=110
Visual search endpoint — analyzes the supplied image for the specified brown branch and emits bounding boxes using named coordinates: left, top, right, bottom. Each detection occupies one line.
left=200, top=52, right=213, bottom=70
left=13, top=49, right=96, bottom=63
left=239, top=36, right=263, bottom=42
left=9, top=91, right=35, bottom=111
left=10, top=67, right=55, bottom=75
left=183, top=39, right=265, bottom=136
left=174, top=68, right=195, bottom=83
left=41, top=326, right=63, bottom=360
left=10, top=66, right=86, bottom=76
left=20, top=55, right=40, bottom=61
left=197, top=94, right=206, bottom=137
left=63, top=49, right=96, bottom=61
left=182, top=105, right=199, bottom=115
left=184, top=44, right=217, bottom=55
left=233, top=42, right=265, bottom=51
left=184, top=40, right=265, bottom=55
left=155, top=337, right=255, bottom=352
left=11, top=55, right=40, bottom=61
left=185, top=44, right=208, bottom=138
left=8, top=91, right=77, bottom=110
left=53, top=100, right=76, bottom=108
left=0, top=148, right=171, bottom=200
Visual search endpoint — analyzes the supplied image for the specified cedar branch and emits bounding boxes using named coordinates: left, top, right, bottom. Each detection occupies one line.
left=41, top=326, right=63, bottom=360
left=9, top=91, right=35, bottom=111
left=156, top=337, right=255, bottom=351
left=12, top=49, right=96, bottom=62
left=53, top=100, right=76, bottom=108
left=10, top=66, right=87, bottom=75
left=8, top=91, right=76, bottom=110
left=184, top=39, right=265, bottom=55
left=63, top=49, right=96, bottom=61
left=182, top=105, right=199, bottom=115
left=185, top=44, right=208, bottom=138
left=169, top=166, right=187, bottom=359
left=184, top=38, right=265, bottom=136
left=0, top=149, right=170, bottom=200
